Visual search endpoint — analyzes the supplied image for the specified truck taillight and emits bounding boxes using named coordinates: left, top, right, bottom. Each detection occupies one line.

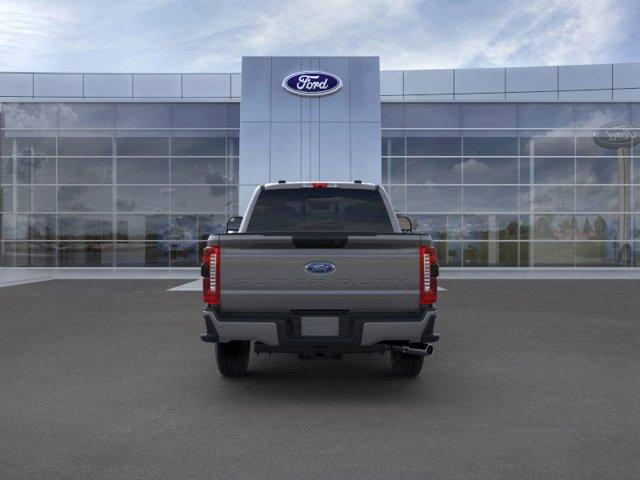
left=202, top=246, right=220, bottom=305
left=420, top=245, right=438, bottom=305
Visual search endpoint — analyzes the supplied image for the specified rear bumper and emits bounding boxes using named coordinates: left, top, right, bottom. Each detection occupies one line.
left=201, top=306, right=438, bottom=350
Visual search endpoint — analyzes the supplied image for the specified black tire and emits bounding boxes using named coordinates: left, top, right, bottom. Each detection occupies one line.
left=216, top=341, right=251, bottom=377
left=390, top=350, right=424, bottom=377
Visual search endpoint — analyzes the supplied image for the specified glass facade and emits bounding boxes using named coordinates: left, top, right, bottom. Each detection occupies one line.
left=0, top=102, right=239, bottom=267
left=1, top=100, right=639, bottom=268
left=382, top=103, right=640, bottom=267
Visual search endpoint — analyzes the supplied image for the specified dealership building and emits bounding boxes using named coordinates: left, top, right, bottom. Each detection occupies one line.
left=1, top=57, right=639, bottom=269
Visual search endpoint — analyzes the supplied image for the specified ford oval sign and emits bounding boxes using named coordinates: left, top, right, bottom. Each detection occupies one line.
left=304, top=261, right=336, bottom=274
left=593, top=121, right=640, bottom=149
left=282, top=71, right=343, bottom=97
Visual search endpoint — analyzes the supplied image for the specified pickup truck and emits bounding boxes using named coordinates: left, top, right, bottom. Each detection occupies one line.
left=199, top=181, right=440, bottom=377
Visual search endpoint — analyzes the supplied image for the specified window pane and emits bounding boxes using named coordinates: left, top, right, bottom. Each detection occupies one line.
left=116, top=186, right=170, bottom=212
left=576, top=214, right=629, bottom=240
left=462, top=215, right=519, bottom=240
left=383, top=185, right=405, bottom=212
left=16, top=157, right=56, bottom=184
left=116, top=214, right=170, bottom=240
left=462, top=158, right=517, bottom=184
left=171, top=158, right=227, bottom=184
left=432, top=240, right=462, bottom=267
left=171, top=186, right=228, bottom=213
left=58, top=186, right=113, bottom=212
left=534, top=186, right=575, bottom=212
left=406, top=186, right=461, bottom=213
left=58, top=158, right=112, bottom=184
left=463, top=134, right=518, bottom=156
left=519, top=134, right=574, bottom=156
left=116, top=136, right=169, bottom=156
left=228, top=104, right=240, bottom=127
left=58, top=214, right=113, bottom=240
left=574, top=103, right=630, bottom=128
left=406, top=131, right=461, bottom=156
left=577, top=185, right=629, bottom=212
left=15, top=214, right=55, bottom=240
left=59, top=242, right=114, bottom=267
left=518, top=104, right=574, bottom=129
left=1, top=157, right=12, bottom=183
left=463, top=104, right=516, bottom=128
left=382, top=158, right=405, bottom=184
left=58, top=137, right=113, bottom=156
left=576, top=242, right=630, bottom=267
left=381, top=130, right=404, bottom=156
left=227, top=130, right=239, bottom=157
left=534, top=158, right=574, bottom=184
left=406, top=158, right=461, bottom=184
left=1, top=186, right=12, bottom=211
left=411, top=214, right=462, bottom=240
left=633, top=158, right=640, bottom=183
left=463, top=242, right=518, bottom=267
left=2, top=103, right=58, bottom=128
left=17, top=186, right=56, bottom=212
left=406, top=104, right=460, bottom=128
left=2, top=242, right=56, bottom=267
left=576, top=134, right=626, bottom=156
left=114, top=104, right=170, bottom=128
left=116, top=158, right=169, bottom=184
left=463, top=186, right=518, bottom=212
left=533, top=214, right=576, bottom=240
left=58, top=103, right=113, bottom=128
left=115, top=242, right=169, bottom=267
left=576, top=157, right=626, bottom=184
left=171, top=134, right=226, bottom=156
left=168, top=242, right=201, bottom=267
left=3, top=136, right=56, bottom=156
left=170, top=103, right=227, bottom=128
left=532, top=242, right=575, bottom=266
left=381, top=103, right=404, bottom=128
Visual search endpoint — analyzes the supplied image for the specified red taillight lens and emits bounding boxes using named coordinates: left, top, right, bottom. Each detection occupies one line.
left=312, top=182, right=329, bottom=189
left=420, top=245, right=438, bottom=305
left=202, top=246, right=220, bottom=305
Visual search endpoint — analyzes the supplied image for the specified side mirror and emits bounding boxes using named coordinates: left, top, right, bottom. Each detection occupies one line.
left=226, top=216, right=243, bottom=233
left=396, top=215, right=413, bottom=233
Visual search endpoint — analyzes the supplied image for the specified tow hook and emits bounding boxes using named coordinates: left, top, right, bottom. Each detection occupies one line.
left=391, top=344, right=434, bottom=357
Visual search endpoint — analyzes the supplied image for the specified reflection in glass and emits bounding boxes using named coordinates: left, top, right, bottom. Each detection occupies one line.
left=432, top=241, right=462, bottom=267
left=115, top=242, right=169, bottom=267
left=532, top=242, right=575, bottom=266
left=576, top=242, right=630, bottom=267
left=406, top=104, right=460, bottom=128
left=462, top=215, right=518, bottom=240
left=406, top=132, right=460, bottom=156
left=59, top=242, right=114, bottom=267
left=114, top=104, right=170, bottom=128
left=171, top=158, right=227, bottom=184
left=58, top=158, right=112, bottom=184
left=170, top=103, right=227, bottom=128
left=16, top=214, right=55, bottom=240
left=58, top=103, right=113, bottom=128
left=381, top=130, right=404, bottom=156
left=16, top=157, right=56, bottom=184
left=534, top=186, right=575, bottom=212
left=462, top=158, right=517, bottom=184
left=116, top=214, right=170, bottom=240
left=382, top=158, right=405, bottom=184
left=59, top=214, right=113, bottom=240
left=518, top=104, right=573, bottom=129
left=58, top=186, right=113, bottom=212
left=2, top=103, right=58, bottom=128
left=463, top=104, right=517, bottom=128
left=406, top=158, right=461, bottom=184
left=382, top=185, right=405, bottom=213
left=2, top=242, right=56, bottom=267
left=576, top=186, right=628, bottom=212
left=381, top=104, right=404, bottom=128
left=3, top=136, right=56, bottom=156
left=519, top=135, right=573, bottom=156
left=576, top=157, right=625, bottom=184
left=116, top=136, right=169, bottom=156
left=171, top=134, right=226, bottom=156
left=17, top=186, right=56, bottom=212
left=406, top=186, right=461, bottom=213
left=411, top=214, right=462, bottom=240
left=534, top=158, right=574, bottom=184
left=463, top=136, right=518, bottom=156
left=463, top=186, right=518, bottom=212
left=171, top=186, right=228, bottom=213
left=116, top=186, right=171, bottom=213
left=575, top=214, right=628, bottom=241
left=58, top=137, right=113, bottom=156
left=533, top=214, right=576, bottom=240
left=463, top=242, right=518, bottom=267
left=116, top=158, right=169, bottom=184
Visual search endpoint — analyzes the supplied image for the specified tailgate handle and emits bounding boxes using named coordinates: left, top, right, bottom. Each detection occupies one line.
left=292, top=235, right=348, bottom=249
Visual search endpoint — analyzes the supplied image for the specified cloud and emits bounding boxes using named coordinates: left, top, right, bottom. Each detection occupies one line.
left=0, top=0, right=637, bottom=72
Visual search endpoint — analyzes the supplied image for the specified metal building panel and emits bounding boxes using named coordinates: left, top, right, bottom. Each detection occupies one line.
left=240, top=57, right=271, bottom=122
left=350, top=122, right=382, bottom=184
left=271, top=57, right=302, bottom=122
left=404, top=69, right=453, bottom=95
left=0, top=73, right=33, bottom=97
left=319, top=122, right=350, bottom=180
left=455, top=68, right=504, bottom=94
left=558, top=90, right=612, bottom=101
left=239, top=122, right=270, bottom=185
left=613, top=63, right=640, bottom=89
left=270, top=122, right=302, bottom=182
left=380, top=71, right=403, bottom=96
left=559, top=64, right=611, bottom=91
left=319, top=57, right=350, bottom=122
left=84, top=74, right=132, bottom=97
left=506, top=66, right=557, bottom=92
left=133, top=74, right=181, bottom=97
left=34, top=73, right=83, bottom=97
left=182, top=74, right=230, bottom=98
left=349, top=57, right=381, bottom=122
left=231, top=74, right=242, bottom=98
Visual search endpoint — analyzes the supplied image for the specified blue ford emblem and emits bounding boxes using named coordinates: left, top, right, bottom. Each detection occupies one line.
left=304, top=261, right=336, bottom=274
left=282, top=71, right=343, bottom=97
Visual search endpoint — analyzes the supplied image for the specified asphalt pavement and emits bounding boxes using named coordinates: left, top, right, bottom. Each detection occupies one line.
left=1, top=279, right=639, bottom=479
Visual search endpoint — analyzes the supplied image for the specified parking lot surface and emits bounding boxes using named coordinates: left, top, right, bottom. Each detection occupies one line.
left=1, top=279, right=639, bottom=480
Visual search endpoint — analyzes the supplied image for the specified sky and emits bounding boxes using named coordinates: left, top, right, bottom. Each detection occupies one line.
left=0, top=0, right=638, bottom=73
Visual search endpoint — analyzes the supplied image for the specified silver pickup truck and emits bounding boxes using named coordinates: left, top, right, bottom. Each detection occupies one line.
left=200, top=181, right=440, bottom=377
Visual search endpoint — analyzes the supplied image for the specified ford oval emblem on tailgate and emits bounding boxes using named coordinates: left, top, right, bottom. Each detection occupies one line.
left=304, top=261, right=336, bottom=274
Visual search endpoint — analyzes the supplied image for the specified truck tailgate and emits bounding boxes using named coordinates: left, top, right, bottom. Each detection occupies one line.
left=216, top=234, right=425, bottom=312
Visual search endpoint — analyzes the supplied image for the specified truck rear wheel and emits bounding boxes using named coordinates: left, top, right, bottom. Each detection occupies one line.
left=216, top=341, right=250, bottom=377
left=390, top=350, right=424, bottom=376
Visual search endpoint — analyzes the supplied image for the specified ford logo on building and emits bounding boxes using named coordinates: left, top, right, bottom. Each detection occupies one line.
left=282, top=71, right=343, bottom=97
left=304, top=261, right=336, bottom=274
left=593, top=121, right=640, bottom=149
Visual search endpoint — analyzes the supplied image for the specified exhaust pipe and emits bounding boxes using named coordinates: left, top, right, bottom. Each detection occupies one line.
left=391, top=344, right=434, bottom=357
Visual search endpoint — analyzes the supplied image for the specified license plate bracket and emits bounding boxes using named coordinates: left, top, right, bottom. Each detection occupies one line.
left=289, top=311, right=351, bottom=339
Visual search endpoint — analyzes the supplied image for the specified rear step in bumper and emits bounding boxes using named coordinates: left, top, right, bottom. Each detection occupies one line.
left=201, top=309, right=438, bottom=347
